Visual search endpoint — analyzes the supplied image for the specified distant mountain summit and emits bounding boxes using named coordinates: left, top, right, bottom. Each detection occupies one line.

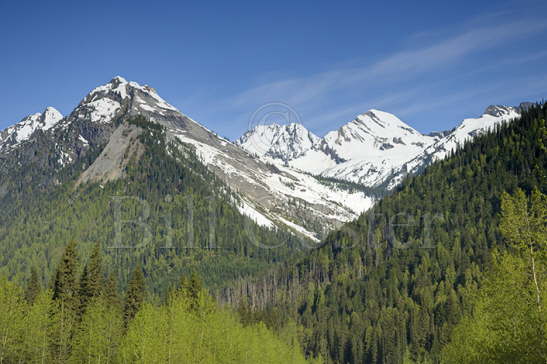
left=0, top=106, right=63, bottom=150
left=236, top=105, right=523, bottom=190
left=237, top=123, right=321, bottom=163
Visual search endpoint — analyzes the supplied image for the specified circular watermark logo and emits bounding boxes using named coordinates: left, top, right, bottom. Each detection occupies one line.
left=246, top=102, right=302, bottom=155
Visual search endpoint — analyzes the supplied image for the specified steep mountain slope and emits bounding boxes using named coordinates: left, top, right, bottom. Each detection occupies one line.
left=236, top=106, right=524, bottom=191
left=0, top=116, right=308, bottom=291
left=0, top=77, right=373, bottom=240
left=224, top=103, right=547, bottom=364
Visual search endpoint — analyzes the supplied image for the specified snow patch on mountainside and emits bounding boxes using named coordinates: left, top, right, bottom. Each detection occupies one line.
left=237, top=199, right=274, bottom=228
left=277, top=216, right=320, bottom=242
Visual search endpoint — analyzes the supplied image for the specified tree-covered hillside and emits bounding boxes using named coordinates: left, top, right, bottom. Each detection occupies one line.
left=0, top=117, right=307, bottom=293
left=224, top=103, right=547, bottom=363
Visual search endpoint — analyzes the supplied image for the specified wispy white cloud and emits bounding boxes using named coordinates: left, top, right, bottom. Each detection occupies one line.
left=228, top=20, right=547, bottom=114
left=218, top=17, right=546, bottom=135
left=174, top=12, right=546, bottom=140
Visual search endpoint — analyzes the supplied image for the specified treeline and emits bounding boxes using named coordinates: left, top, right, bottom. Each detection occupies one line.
left=0, top=240, right=320, bottom=364
left=220, top=103, right=547, bottom=363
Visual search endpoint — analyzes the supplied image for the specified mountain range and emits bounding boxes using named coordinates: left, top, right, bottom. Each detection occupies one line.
left=236, top=104, right=525, bottom=190
left=0, top=77, right=526, bottom=240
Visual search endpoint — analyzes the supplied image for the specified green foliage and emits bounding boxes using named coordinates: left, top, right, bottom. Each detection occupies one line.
left=0, top=277, right=26, bottom=363
left=441, top=188, right=547, bottom=364
left=0, top=268, right=317, bottom=364
left=500, top=187, right=546, bottom=254
left=119, top=289, right=314, bottom=364
left=441, top=253, right=547, bottom=364
left=70, top=296, right=123, bottom=364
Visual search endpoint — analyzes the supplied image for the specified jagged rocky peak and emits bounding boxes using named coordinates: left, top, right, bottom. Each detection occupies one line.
left=41, top=107, right=64, bottom=126
left=332, top=109, right=422, bottom=145
left=427, top=129, right=452, bottom=138
left=236, top=122, right=320, bottom=160
left=483, top=104, right=517, bottom=117
left=72, top=76, right=180, bottom=125
left=0, top=106, right=63, bottom=147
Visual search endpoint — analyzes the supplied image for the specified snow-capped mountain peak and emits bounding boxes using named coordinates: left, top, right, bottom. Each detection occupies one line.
left=72, top=76, right=180, bottom=125
left=236, top=108, right=439, bottom=187
left=322, top=109, right=434, bottom=163
left=236, top=122, right=320, bottom=162
left=355, top=109, right=419, bottom=135
left=483, top=105, right=516, bottom=117
left=379, top=104, right=523, bottom=190
left=0, top=106, right=63, bottom=149
left=42, top=107, right=64, bottom=128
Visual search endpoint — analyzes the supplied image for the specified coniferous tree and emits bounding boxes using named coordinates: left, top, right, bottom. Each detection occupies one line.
left=179, top=272, right=203, bottom=310
left=124, top=265, right=145, bottom=324
left=78, top=264, right=90, bottom=316
left=52, top=240, right=80, bottom=313
left=87, top=242, right=103, bottom=298
left=25, top=267, right=41, bottom=304
left=104, top=272, right=121, bottom=308
left=79, top=242, right=103, bottom=314
left=50, top=241, right=81, bottom=361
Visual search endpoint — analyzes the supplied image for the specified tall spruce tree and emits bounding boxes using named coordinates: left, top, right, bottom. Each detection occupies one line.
left=51, top=240, right=80, bottom=361
left=179, top=272, right=203, bottom=310
left=79, top=242, right=103, bottom=314
left=52, top=240, right=80, bottom=313
left=124, top=264, right=145, bottom=324
left=104, top=272, right=121, bottom=308
left=78, top=264, right=91, bottom=316
left=25, top=267, right=41, bottom=304
left=87, top=242, right=103, bottom=298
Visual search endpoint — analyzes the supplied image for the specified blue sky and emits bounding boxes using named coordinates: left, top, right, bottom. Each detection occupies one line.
left=1, top=0, right=546, bottom=139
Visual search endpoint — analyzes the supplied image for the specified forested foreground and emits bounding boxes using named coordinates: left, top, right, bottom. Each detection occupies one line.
left=0, top=241, right=321, bottom=364
left=222, top=103, right=547, bottom=364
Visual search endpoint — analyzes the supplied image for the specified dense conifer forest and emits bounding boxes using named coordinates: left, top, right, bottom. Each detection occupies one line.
left=222, top=103, right=547, bottom=363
